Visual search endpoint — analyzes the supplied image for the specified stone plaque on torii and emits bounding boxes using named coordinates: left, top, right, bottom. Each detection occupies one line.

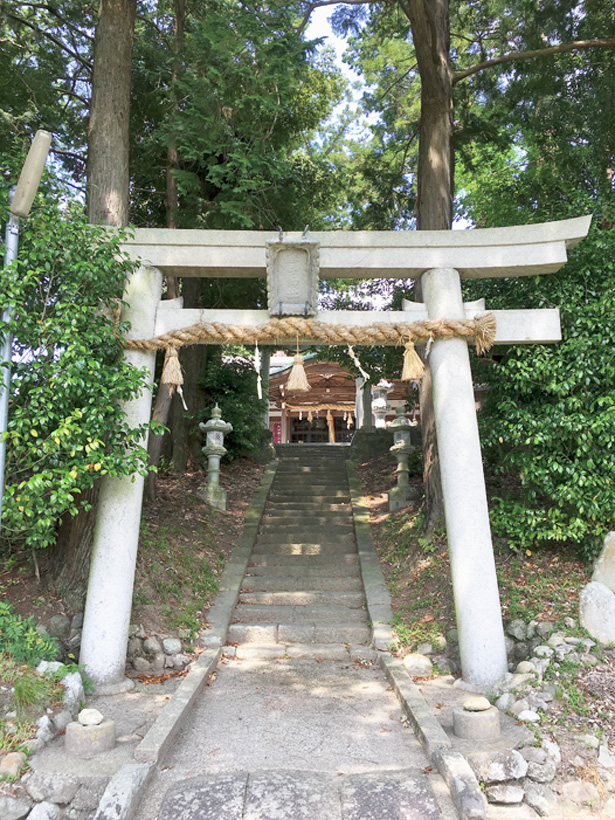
left=79, top=216, right=591, bottom=692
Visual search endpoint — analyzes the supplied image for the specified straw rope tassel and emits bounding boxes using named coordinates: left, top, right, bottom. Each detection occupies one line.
left=401, top=340, right=425, bottom=381
left=285, top=352, right=311, bottom=393
left=160, top=347, right=188, bottom=410
left=474, top=312, right=497, bottom=354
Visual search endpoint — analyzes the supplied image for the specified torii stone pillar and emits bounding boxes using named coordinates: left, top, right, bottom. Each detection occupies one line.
left=419, top=268, right=507, bottom=687
left=80, top=265, right=162, bottom=693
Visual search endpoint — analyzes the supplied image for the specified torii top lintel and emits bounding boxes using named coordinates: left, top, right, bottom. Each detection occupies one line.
left=120, top=215, right=591, bottom=280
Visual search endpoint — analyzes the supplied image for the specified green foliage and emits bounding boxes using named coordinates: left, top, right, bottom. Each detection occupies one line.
left=1, top=177, right=153, bottom=552
left=13, top=672, right=49, bottom=710
left=468, top=225, right=615, bottom=560
left=0, top=602, right=57, bottom=665
left=130, top=0, right=346, bottom=229
left=199, top=352, right=268, bottom=460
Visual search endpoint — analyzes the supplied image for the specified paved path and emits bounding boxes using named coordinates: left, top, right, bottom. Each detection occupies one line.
left=133, top=445, right=456, bottom=819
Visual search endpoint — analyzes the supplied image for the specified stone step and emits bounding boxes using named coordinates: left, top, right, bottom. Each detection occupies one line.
left=247, top=554, right=359, bottom=569
left=276, top=447, right=349, bottom=455
left=239, top=590, right=365, bottom=607
left=255, top=532, right=355, bottom=543
left=275, top=463, right=348, bottom=472
left=227, top=622, right=371, bottom=645
left=264, top=502, right=352, bottom=511
left=272, top=477, right=347, bottom=485
left=158, top=770, right=442, bottom=820
left=269, top=488, right=350, bottom=498
left=268, top=494, right=351, bottom=504
left=246, top=552, right=361, bottom=572
left=241, top=576, right=364, bottom=592
left=259, top=522, right=354, bottom=533
left=233, top=604, right=367, bottom=626
left=261, top=510, right=354, bottom=533
left=262, top=511, right=352, bottom=519
left=232, top=642, right=353, bottom=661
left=252, top=542, right=356, bottom=554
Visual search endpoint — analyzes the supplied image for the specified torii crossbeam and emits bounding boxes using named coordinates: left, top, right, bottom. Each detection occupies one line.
left=79, top=216, right=591, bottom=692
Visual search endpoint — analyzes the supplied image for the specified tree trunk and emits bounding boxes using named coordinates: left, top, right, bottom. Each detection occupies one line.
left=145, top=0, right=185, bottom=501
left=170, top=280, right=209, bottom=472
left=51, top=0, right=136, bottom=597
left=403, top=0, right=453, bottom=533
left=86, top=0, right=136, bottom=225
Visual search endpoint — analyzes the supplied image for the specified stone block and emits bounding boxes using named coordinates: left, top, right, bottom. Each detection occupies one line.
left=592, top=531, right=615, bottom=592
left=0, top=795, right=32, bottom=820
left=28, top=803, right=60, bottom=820
left=36, top=715, right=56, bottom=743
left=25, top=772, right=80, bottom=804
left=0, top=751, right=26, bottom=778
left=48, top=614, right=71, bottom=640
left=402, top=653, right=433, bottom=677
left=485, top=784, right=524, bottom=804
left=506, top=619, right=528, bottom=641
left=521, top=745, right=557, bottom=783
left=523, top=782, right=559, bottom=816
left=517, top=709, right=540, bottom=723
left=61, top=671, right=84, bottom=714
left=467, top=749, right=528, bottom=784
left=51, top=708, right=73, bottom=733
left=143, top=635, right=162, bottom=656
left=453, top=706, right=500, bottom=740
left=65, top=719, right=115, bottom=758
left=79, top=708, right=104, bottom=726
left=132, top=656, right=152, bottom=674
left=580, top=581, right=615, bottom=644
left=341, top=771, right=441, bottom=820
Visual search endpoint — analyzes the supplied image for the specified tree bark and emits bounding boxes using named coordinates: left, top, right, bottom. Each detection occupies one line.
left=86, top=0, right=136, bottom=225
left=145, top=0, right=185, bottom=501
left=402, top=0, right=453, bottom=532
left=170, top=280, right=209, bottom=472
left=51, top=0, right=136, bottom=596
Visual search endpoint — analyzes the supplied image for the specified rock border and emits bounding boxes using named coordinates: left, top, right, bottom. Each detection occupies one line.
left=345, top=460, right=488, bottom=820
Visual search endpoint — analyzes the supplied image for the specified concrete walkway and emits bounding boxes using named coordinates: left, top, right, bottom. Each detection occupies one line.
left=132, top=445, right=457, bottom=819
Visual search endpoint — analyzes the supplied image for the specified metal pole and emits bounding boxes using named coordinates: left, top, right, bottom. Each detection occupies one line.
left=0, top=204, right=20, bottom=528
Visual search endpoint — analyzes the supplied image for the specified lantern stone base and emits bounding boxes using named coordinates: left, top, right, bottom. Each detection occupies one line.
left=198, top=483, right=228, bottom=511
left=388, top=486, right=412, bottom=512
left=349, top=429, right=393, bottom=460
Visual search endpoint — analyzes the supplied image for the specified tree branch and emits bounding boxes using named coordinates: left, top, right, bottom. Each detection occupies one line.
left=453, top=38, right=615, bottom=84
left=296, top=0, right=376, bottom=36
left=5, top=11, right=93, bottom=71
left=13, top=1, right=94, bottom=42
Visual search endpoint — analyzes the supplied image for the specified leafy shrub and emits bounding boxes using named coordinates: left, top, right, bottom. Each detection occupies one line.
left=471, top=224, right=615, bottom=560
left=0, top=176, right=152, bottom=552
left=0, top=602, right=57, bottom=664
left=199, top=352, right=268, bottom=460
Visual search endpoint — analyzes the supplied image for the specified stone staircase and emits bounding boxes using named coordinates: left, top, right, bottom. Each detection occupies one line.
left=227, top=444, right=371, bottom=659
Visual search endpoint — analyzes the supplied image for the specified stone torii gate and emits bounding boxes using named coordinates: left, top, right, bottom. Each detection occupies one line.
left=79, top=216, right=591, bottom=693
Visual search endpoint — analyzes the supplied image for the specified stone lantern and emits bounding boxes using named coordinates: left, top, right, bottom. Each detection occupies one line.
left=371, top=379, right=393, bottom=429
left=386, top=404, right=415, bottom=511
left=198, top=405, right=233, bottom=511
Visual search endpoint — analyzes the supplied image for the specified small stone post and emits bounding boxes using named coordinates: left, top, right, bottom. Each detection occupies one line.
left=198, top=405, right=233, bottom=510
left=386, top=405, right=415, bottom=511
